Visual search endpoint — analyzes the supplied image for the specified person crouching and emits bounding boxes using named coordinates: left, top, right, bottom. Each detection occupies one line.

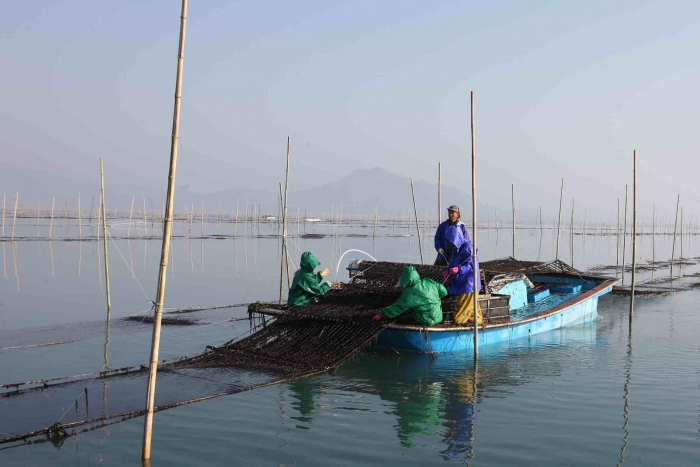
left=287, top=252, right=331, bottom=308
left=372, top=265, right=447, bottom=326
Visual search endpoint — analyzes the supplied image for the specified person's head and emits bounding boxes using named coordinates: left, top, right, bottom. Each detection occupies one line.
left=300, top=251, right=320, bottom=272
left=447, top=205, right=460, bottom=223
left=399, top=265, right=420, bottom=289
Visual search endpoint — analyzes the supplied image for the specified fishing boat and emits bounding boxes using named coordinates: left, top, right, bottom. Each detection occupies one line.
left=253, top=258, right=618, bottom=354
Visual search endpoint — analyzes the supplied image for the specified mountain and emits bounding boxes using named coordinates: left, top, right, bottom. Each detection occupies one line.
left=2, top=164, right=538, bottom=222
left=200, top=167, right=533, bottom=221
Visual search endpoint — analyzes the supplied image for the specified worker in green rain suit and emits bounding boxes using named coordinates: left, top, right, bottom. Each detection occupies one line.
left=372, top=265, right=448, bottom=326
left=287, top=252, right=331, bottom=308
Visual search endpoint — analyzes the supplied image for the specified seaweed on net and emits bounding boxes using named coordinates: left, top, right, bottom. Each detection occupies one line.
left=0, top=261, right=432, bottom=445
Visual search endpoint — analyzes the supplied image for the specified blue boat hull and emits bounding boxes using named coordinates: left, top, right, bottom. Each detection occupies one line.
left=373, top=284, right=613, bottom=353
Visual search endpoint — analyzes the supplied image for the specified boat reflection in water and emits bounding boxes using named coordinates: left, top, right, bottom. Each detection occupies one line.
left=285, top=323, right=597, bottom=461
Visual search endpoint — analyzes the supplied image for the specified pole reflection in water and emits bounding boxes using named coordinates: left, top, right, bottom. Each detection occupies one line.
left=275, top=386, right=296, bottom=465
left=2, top=241, right=6, bottom=278
left=128, top=239, right=134, bottom=280
left=234, top=238, right=239, bottom=278
left=188, top=236, right=194, bottom=272
left=12, top=241, right=20, bottom=291
left=617, top=322, right=633, bottom=466
left=441, top=363, right=478, bottom=461
left=49, top=240, right=55, bottom=278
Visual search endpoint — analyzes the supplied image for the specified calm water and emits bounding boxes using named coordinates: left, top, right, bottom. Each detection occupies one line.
left=1, top=218, right=699, bottom=465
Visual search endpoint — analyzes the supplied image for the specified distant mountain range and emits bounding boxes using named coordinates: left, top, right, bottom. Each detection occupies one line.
left=2, top=165, right=538, bottom=221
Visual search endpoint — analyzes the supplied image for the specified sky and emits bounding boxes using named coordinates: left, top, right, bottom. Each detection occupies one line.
left=1, top=0, right=700, bottom=221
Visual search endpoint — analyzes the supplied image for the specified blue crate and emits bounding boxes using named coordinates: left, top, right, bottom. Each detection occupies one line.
left=527, top=287, right=550, bottom=303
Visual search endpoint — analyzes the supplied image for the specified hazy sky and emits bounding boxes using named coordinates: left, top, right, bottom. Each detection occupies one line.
left=2, top=0, right=700, bottom=219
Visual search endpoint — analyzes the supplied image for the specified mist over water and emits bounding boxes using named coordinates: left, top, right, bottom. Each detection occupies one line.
left=1, top=217, right=699, bottom=465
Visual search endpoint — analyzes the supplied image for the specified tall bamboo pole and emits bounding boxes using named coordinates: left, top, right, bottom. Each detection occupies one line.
left=555, top=178, right=564, bottom=260
left=77, top=193, right=82, bottom=239
left=680, top=207, right=684, bottom=260
left=616, top=199, right=620, bottom=277
left=622, top=186, right=628, bottom=286
left=279, top=137, right=291, bottom=303
left=670, top=194, right=679, bottom=278
left=438, top=163, right=441, bottom=225
left=511, top=184, right=515, bottom=258
left=127, top=197, right=134, bottom=238
left=143, top=197, right=148, bottom=238
left=49, top=196, right=55, bottom=239
left=142, top=0, right=187, bottom=459
left=410, top=178, right=424, bottom=264
left=470, top=91, right=478, bottom=360
left=99, top=159, right=111, bottom=315
left=570, top=198, right=575, bottom=267
left=11, top=192, right=19, bottom=240
left=629, top=151, right=637, bottom=321
left=652, top=203, right=655, bottom=277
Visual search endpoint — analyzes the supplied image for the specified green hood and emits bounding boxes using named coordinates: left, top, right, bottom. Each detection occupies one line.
left=400, top=265, right=420, bottom=288
left=300, top=251, right=320, bottom=272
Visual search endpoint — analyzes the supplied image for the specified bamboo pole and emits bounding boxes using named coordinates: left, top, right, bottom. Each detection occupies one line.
left=49, top=196, right=55, bottom=239
left=143, top=198, right=148, bottom=238
left=234, top=202, right=239, bottom=237
left=570, top=198, right=575, bottom=268
left=2, top=192, right=5, bottom=237
left=410, top=178, right=424, bottom=264
left=680, top=206, right=684, bottom=260
left=127, top=197, right=134, bottom=238
left=99, top=159, right=111, bottom=315
left=142, top=0, right=187, bottom=459
left=652, top=203, right=655, bottom=277
left=622, top=186, right=628, bottom=285
left=11, top=192, right=19, bottom=240
left=77, top=193, right=82, bottom=239
left=284, top=140, right=292, bottom=289
left=555, top=179, right=564, bottom=260
left=616, top=199, right=620, bottom=278
left=629, top=151, right=637, bottom=321
left=438, top=163, right=441, bottom=226
left=670, top=194, right=679, bottom=278
left=279, top=137, right=291, bottom=303
left=511, top=184, right=515, bottom=258
left=470, top=91, right=478, bottom=360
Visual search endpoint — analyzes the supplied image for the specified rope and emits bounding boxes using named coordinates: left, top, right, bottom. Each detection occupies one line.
left=105, top=228, right=152, bottom=304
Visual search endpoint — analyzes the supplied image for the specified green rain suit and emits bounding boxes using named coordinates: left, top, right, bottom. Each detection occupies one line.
left=380, top=266, right=448, bottom=326
left=287, top=252, right=331, bottom=308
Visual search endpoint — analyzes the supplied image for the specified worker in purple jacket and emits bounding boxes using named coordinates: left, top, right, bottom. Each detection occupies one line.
left=443, top=225, right=482, bottom=325
left=434, top=205, right=470, bottom=266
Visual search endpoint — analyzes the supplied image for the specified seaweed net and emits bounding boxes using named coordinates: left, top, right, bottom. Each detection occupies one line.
left=0, top=261, right=446, bottom=445
left=480, top=257, right=583, bottom=276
